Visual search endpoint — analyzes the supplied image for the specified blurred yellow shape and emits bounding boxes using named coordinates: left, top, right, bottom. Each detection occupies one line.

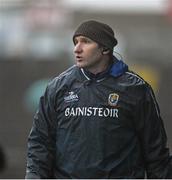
left=130, top=64, right=160, bottom=92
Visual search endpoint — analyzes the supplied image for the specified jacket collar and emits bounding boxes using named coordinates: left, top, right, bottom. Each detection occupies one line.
left=80, top=56, right=128, bottom=81
left=109, top=58, right=128, bottom=77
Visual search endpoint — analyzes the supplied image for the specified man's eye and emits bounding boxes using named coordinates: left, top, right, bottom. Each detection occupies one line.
left=83, top=39, right=90, bottom=43
left=74, top=40, right=78, bottom=45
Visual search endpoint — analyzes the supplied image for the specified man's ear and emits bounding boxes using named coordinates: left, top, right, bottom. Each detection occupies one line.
left=102, top=47, right=110, bottom=55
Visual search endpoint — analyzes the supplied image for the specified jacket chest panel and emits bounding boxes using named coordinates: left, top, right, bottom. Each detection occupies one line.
left=56, top=82, right=136, bottom=130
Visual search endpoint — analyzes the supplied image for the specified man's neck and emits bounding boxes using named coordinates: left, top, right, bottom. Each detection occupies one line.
left=86, top=56, right=112, bottom=75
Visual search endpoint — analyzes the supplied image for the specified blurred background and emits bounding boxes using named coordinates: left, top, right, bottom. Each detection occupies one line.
left=0, top=0, right=172, bottom=178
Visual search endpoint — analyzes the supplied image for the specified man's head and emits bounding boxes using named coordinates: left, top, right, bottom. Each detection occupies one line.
left=73, top=20, right=118, bottom=73
left=73, top=20, right=118, bottom=51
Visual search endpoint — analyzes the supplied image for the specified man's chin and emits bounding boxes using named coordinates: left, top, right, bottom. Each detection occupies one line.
left=76, top=63, right=87, bottom=68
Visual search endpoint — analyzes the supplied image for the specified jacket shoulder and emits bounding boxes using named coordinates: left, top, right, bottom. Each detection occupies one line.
left=120, top=70, right=147, bottom=87
left=116, top=70, right=152, bottom=101
left=45, top=65, right=78, bottom=96
left=54, top=65, right=77, bottom=82
left=57, top=65, right=77, bottom=80
left=49, top=65, right=77, bottom=86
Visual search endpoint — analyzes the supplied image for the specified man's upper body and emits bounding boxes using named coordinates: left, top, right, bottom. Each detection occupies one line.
left=26, top=20, right=172, bottom=179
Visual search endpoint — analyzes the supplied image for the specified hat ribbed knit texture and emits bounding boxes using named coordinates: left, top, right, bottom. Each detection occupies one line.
left=73, top=20, right=118, bottom=50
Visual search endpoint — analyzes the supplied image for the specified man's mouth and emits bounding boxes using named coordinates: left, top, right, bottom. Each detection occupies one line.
left=76, top=56, right=83, bottom=61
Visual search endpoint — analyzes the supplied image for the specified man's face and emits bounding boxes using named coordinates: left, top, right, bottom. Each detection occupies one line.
left=73, top=36, right=103, bottom=70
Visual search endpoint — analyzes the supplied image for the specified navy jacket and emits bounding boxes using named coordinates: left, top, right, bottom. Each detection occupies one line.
left=26, top=58, right=172, bottom=178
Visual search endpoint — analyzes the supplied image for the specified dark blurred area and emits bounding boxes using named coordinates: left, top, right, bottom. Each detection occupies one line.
left=0, top=0, right=172, bottom=178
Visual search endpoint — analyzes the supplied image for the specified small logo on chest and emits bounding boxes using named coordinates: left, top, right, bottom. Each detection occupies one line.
left=64, top=91, right=79, bottom=102
left=108, top=93, right=119, bottom=107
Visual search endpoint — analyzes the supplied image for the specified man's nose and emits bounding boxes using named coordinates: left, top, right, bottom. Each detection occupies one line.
left=74, top=43, right=83, bottom=54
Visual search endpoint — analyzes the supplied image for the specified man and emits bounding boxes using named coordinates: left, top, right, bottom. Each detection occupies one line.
left=26, top=20, right=172, bottom=178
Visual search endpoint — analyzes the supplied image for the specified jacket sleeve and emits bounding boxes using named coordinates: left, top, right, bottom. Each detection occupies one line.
left=134, top=84, right=172, bottom=178
left=25, top=81, right=57, bottom=179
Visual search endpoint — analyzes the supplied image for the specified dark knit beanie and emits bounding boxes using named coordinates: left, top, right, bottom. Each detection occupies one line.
left=73, top=20, right=118, bottom=50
